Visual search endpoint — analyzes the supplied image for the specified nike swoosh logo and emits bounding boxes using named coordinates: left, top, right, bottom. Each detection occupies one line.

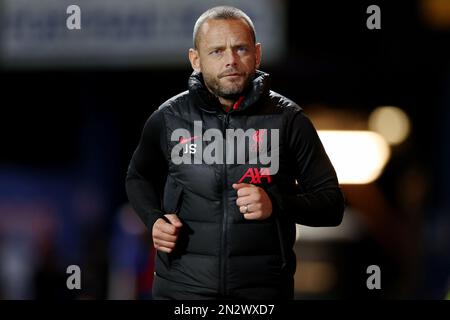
left=179, top=136, right=199, bottom=144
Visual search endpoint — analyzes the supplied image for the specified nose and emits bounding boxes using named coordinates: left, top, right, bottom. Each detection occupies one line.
left=224, top=48, right=238, bottom=68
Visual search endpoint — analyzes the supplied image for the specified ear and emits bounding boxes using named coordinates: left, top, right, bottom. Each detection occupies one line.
left=189, top=48, right=201, bottom=73
left=255, top=43, right=262, bottom=69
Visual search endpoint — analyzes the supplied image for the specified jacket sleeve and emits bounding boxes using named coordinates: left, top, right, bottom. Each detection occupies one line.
left=266, top=111, right=345, bottom=227
left=125, top=109, right=168, bottom=231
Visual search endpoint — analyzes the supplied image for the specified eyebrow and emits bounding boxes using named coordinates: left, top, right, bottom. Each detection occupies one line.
left=206, top=43, right=250, bottom=51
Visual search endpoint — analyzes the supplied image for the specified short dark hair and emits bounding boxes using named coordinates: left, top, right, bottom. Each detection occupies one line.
left=193, top=6, right=256, bottom=49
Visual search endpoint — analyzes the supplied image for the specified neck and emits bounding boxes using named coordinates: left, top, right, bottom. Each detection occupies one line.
left=203, top=84, right=236, bottom=112
left=218, top=97, right=234, bottom=112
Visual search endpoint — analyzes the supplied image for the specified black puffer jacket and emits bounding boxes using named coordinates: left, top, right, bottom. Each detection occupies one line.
left=126, top=70, right=345, bottom=299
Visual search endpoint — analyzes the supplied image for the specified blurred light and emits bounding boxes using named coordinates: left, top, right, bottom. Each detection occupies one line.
left=1, top=0, right=286, bottom=68
left=318, top=130, right=391, bottom=184
left=295, top=208, right=363, bottom=242
left=420, top=0, right=450, bottom=30
left=368, top=106, right=411, bottom=145
left=119, top=205, right=145, bottom=236
left=294, top=261, right=337, bottom=294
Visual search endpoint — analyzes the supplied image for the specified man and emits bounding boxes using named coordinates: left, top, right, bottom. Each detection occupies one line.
left=126, top=6, right=345, bottom=299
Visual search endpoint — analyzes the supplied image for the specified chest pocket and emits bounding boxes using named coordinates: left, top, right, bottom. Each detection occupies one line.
left=163, top=175, right=184, bottom=214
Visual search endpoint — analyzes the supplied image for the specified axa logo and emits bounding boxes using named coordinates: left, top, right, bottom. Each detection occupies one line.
left=238, top=167, right=272, bottom=184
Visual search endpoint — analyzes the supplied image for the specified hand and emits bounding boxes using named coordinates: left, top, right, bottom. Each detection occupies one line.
left=152, top=214, right=182, bottom=253
left=232, top=183, right=273, bottom=220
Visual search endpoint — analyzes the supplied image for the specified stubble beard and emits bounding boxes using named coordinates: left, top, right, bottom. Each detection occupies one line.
left=203, top=70, right=255, bottom=100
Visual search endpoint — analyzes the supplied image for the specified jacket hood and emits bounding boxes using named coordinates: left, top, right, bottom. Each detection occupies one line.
left=188, top=70, right=271, bottom=113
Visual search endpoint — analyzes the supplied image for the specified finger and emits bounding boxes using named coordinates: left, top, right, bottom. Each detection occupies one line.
left=239, top=205, right=250, bottom=214
left=242, top=211, right=260, bottom=220
left=165, top=214, right=183, bottom=228
left=154, top=231, right=178, bottom=242
left=232, top=183, right=256, bottom=190
left=236, top=195, right=252, bottom=207
left=154, top=245, right=173, bottom=253
left=154, top=239, right=176, bottom=249
left=236, top=186, right=255, bottom=197
left=158, top=222, right=178, bottom=235
left=239, top=203, right=261, bottom=214
left=243, top=203, right=261, bottom=213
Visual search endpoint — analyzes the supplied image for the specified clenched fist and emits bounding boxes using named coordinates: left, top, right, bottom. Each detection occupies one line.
left=152, top=214, right=182, bottom=253
left=232, top=183, right=273, bottom=220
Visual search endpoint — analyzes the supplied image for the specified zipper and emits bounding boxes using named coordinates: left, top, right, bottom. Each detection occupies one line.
left=275, top=217, right=287, bottom=270
left=218, top=97, right=243, bottom=296
left=219, top=111, right=230, bottom=296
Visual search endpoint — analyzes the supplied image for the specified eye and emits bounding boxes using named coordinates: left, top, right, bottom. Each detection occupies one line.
left=237, top=46, right=248, bottom=54
left=209, top=49, right=222, bottom=56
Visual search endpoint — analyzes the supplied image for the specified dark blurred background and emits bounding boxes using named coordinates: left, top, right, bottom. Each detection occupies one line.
left=0, top=0, right=449, bottom=299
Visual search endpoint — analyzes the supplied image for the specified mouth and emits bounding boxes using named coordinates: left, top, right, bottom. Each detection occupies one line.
left=221, top=73, right=242, bottom=79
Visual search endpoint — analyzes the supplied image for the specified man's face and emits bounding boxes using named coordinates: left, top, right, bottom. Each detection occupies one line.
left=189, top=19, right=261, bottom=100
